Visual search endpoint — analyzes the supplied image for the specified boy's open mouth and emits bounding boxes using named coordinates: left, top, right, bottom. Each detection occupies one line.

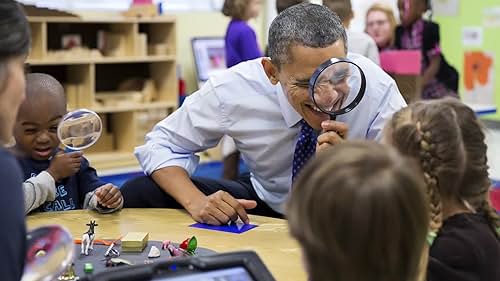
left=34, top=147, right=53, bottom=158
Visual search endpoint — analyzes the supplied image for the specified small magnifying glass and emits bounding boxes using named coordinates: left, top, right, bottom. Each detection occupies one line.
left=309, top=58, right=366, bottom=121
left=57, top=109, right=103, bottom=152
left=22, top=225, right=74, bottom=281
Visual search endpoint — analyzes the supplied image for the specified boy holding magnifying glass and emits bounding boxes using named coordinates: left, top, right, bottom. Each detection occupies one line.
left=13, top=73, right=123, bottom=214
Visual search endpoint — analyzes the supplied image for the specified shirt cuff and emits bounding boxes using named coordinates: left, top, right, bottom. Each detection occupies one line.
left=135, top=143, right=200, bottom=176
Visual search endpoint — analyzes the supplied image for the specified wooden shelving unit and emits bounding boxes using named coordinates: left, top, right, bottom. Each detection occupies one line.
left=25, top=7, right=178, bottom=171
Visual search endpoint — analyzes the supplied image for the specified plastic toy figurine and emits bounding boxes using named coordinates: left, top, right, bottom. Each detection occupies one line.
left=104, top=242, right=120, bottom=258
left=148, top=245, right=161, bottom=258
left=84, top=263, right=93, bottom=274
left=105, top=258, right=133, bottom=267
left=166, top=243, right=185, bottom=257
left=81, top=220, right=98, bottom=256
left=179, top=236, right=197, bottom=255
left=58, top=263, right=76, bottom=281
left=161, top=240, right=170, bottom=250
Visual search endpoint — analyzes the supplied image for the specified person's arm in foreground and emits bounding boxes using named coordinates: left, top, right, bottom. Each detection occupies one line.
left=136, top=82, right=256, bottom=225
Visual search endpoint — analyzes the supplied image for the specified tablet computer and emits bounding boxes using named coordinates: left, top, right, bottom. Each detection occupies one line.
left=81, top=251, right=275, bottom=281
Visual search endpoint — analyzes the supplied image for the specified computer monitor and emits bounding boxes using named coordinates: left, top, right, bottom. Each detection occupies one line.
left=191, top=37, right=227, bottom=88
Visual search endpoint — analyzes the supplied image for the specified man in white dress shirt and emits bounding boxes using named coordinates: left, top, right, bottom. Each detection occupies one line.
left=121, top=3, right=406, bottom=225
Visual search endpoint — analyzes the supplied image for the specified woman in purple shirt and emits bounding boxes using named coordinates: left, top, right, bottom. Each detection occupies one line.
left=222, top=0, right=262, bottom=68
left=222, top=0, right=263, bottom=179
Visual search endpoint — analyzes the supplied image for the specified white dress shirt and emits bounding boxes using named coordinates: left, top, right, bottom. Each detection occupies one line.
left=135, top=54, right=406, bottom=213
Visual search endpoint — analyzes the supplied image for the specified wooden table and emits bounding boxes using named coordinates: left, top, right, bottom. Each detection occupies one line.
left=27, top=209, right=306, bottom=280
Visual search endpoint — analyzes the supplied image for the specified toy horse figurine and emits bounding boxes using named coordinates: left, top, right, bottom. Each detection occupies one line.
left=81, top=220, right=98, bottom=255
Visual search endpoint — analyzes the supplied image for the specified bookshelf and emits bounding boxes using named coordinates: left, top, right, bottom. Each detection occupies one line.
left=25, top=7, right=178, bottom=171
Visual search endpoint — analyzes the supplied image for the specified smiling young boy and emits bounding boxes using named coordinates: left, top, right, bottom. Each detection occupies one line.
left=14, top=73, right=123, bottom=214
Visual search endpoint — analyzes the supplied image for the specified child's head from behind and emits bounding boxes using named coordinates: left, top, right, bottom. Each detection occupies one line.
left=14, top=73, right=66, bottom=161
left=438, top=98, right=500, bottom=233
left=323, top=0, right=353, bottom=27
left=222, top=0, right=261, bottom=21
left=397, top=0, right=429, bottom=27
left=386, top=100, right=466, bottom=233
left=276, top=0, right=307, bottom=14
left=287, top=141, right=429, bottom=281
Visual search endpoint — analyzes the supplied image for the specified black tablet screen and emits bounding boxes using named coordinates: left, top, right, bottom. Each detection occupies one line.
left=153, top=266, right=254, bottom=281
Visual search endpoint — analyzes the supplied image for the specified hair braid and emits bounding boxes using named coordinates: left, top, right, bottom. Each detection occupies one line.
left=438, top=98, right=500, bottom=238
left=416, top=122, right=443, bottom=233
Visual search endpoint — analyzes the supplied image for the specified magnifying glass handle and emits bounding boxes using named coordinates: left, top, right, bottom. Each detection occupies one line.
left=327, top=114, right=345, bottom=138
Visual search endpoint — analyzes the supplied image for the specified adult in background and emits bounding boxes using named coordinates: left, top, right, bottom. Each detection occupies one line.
left=324, top=0, right=380, bottom=65
left=365, top=3, right=397, bottom=51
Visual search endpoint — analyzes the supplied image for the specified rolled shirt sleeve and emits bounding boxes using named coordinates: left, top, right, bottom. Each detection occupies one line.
left=135, top=81, right=226, bottom=176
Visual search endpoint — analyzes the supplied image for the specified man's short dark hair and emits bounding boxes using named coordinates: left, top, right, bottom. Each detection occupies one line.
left=268, top=3, right=347, bottom=68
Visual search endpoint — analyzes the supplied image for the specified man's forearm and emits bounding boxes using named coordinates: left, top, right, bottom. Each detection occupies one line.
left=151, top=166, right=205, bottom=212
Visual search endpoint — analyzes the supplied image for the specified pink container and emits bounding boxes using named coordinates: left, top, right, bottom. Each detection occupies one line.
left=133, top=0, right=153, bottom=4
left=380, top=50, right=422, bottom=75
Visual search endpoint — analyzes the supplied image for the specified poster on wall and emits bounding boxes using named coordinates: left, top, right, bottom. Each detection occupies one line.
left=483, top=7, right=500, bottom=27
left=462, top=51, right=496, bottom=111
left=432, top=0, right=460, bottom=17
left=462, top=27, right=483, bottom=47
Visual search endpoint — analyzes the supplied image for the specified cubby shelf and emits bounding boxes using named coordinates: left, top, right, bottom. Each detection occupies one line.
left=91, top=101, right=177, bottom=113
left=25, top=7, right=178, bottom=171
left=27, top=15, right=176, bottom=24
left=85, top=151, right=140, bottom=171
left=27, top=55, right=176, bottom=65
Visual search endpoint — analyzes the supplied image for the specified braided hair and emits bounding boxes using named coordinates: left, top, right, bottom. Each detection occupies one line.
left=440, top=98, right=500, bottom=237
left=389, top=101, right=466, bottom=235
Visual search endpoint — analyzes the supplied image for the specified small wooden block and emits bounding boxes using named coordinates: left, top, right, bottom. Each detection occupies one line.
left=121, top=232, right=149, bottom=252
left=121, top=246, right=146, bottom=252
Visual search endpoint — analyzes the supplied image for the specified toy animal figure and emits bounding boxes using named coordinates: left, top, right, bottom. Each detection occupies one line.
left=179, top=236, right=197, bottom=255
left=81, top=220, right=98, bottom=255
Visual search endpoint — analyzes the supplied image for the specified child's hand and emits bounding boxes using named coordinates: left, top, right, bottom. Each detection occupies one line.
left=95, top=184, right=122, bottom=209
left=47, top=151, right=82, bottom=182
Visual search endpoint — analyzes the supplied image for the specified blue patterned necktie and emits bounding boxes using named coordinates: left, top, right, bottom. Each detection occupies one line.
left=292, top=120, right=318, bottom=182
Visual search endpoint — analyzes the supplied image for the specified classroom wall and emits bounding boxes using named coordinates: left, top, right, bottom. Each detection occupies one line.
left=434, top=0, right=500, bottom=120
left=175, top=11, right=266, bottom=94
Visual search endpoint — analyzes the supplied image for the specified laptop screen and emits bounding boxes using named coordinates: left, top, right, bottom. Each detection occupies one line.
left=191, top=37, right=227, bottom=82
left=153, top=266, right=254, bottom=281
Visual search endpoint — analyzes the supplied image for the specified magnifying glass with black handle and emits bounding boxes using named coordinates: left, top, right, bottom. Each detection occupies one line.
left=308, top=58, right=366, bottom=121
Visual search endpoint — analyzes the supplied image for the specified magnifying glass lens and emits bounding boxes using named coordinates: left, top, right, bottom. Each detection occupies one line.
left=57, top=109, right=103, bottom=151
left=310, top=60, right=364, bottom=118
left=23, top=225, right=74, bottom=281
